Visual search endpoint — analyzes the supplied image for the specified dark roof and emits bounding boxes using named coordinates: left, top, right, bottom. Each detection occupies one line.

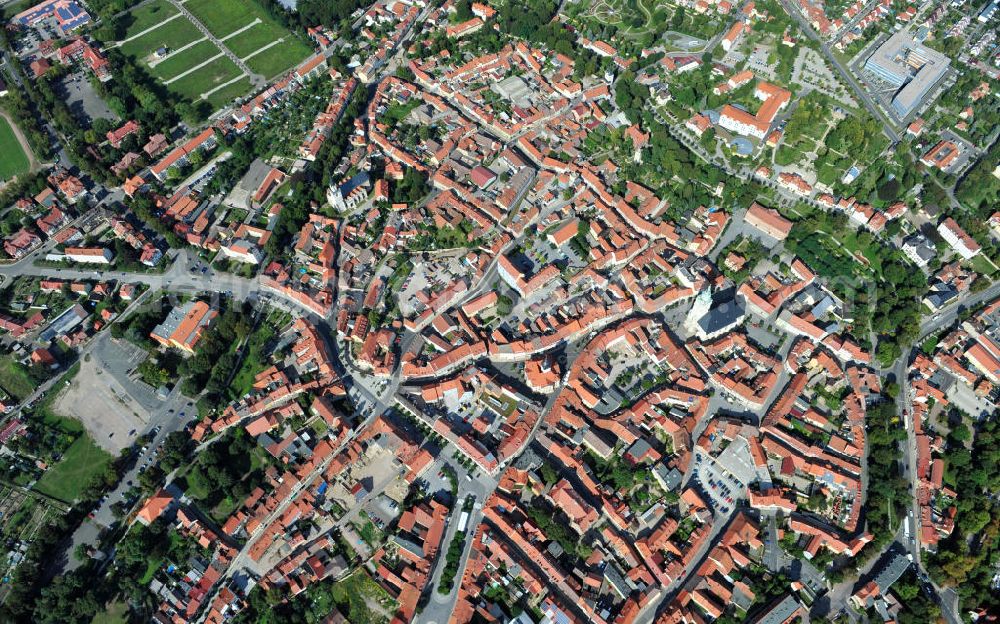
left=698, top=300, right=745, bottom=335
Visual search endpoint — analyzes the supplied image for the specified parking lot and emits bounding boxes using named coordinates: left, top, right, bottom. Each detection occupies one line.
left=58, top=72, right=116, bottom=125
left=93, top=334, right=163, bottom=410
left=53, top=342, right=153, bottom=453
left=745, top=44, right=778, bottom=81
left=691, top=439, right=756, bottom=514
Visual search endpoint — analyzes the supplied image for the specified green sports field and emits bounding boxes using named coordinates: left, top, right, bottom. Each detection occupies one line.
left=0, top=117, right=30, bottom=181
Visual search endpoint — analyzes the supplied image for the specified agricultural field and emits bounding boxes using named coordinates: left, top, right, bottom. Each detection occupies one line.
left=0, top=116, right=31, bottom=181
left=184, top=0, right=312, bottom=79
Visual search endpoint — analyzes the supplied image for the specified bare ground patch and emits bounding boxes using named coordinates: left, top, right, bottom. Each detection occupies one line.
left=53, top=357, right=150, bottom=454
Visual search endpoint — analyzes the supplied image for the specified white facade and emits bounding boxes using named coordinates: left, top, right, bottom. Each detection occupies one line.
left=938, top=222, right=980, bottom=259
left=719, top=112, right=767, bottom=139
left=65, top=249, right=113, bottom=264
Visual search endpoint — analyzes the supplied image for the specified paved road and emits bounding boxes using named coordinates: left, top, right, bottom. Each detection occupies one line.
left=777, top=0, right=900, bottom=143
left=917, top=279, right=1000, bottom=341
left=876, top=276, right=1000, bottom=624
left=883, top=279, right=1000, bottom=624
left=828, top=0, right=882, bottom=45
left=418, top=470, right=497, bottom=624
left=893, top=351, right=922, bottom=563
left=60, top=376, right=194, bottom=573
left=763, top=512, right=784, bottom=571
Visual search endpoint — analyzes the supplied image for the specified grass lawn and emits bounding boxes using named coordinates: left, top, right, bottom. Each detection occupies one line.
left=203, top=77, right=253, bottom=110
left=153, top=40, right=220, bottom=81
left=210, top=495, right=240, bottom=523
left=167, top=56, right=243, bottom=101
left=34, top=434, right=111, bottom=503
left=185, top=0, right=310, bottom=78
left=245, top=40, right=311, bottom=79
left=1, top=0, right=33, bottom=20
left=139, top=556, right=162, bottom=585
left=185, top=0, right=272, bottom=38
left=310, top=419, right=329, bottom=437
left=226, top=320, right=278, bottom=400
left=223, top=21, right=288, bottom=58
left=0, top=355, right=36, bottom=401
left=181, top=465, right=212, bottom=501
left=836, top=230, right=882, bottom=275
left=118, top=12, right=202, bottom=60
left=968, top=254, right=998, bottom=278
left=382, top=99, right=422, bottom=127
left=91, top=601, right=128, bottom=624
left=328, top=571, right=398, bottom=624
left=0, top=116, right=30, bottom=181
left=118, top=0, right=179, bottom=36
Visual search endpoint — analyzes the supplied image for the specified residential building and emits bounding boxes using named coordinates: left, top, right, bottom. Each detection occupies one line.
left=937, top=217, right=980, bottom=259
left=63, top=247, right=113, bottom=264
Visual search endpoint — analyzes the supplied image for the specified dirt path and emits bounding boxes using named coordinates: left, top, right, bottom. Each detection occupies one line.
left=0, top=109, right=41, bottom=173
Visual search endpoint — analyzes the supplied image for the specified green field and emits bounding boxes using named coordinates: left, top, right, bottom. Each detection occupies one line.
left=968, top=254, right=998, bottom=278
left=1, top=0, right=33, bottom=20
left=104, top=1, right=260, bottom=111
left=34, top=434, right=111, bottom=503
left=185, top=0, right=273, bottom=38
left=118, top=0, right=179, bottom=36
left=223, top=21, right=288, bottom=58
left=96, top=0, right=312, bottom=111
left=0, top=355, right=35, bottom=401
left=118, top=15, right=202, bottom=61
left=0, top=117, right=30, bottom=181
left=185, top=0, right=311, bottom=78
left=203, top=77, right=254, bottom=110
left=91, top=601, right=128, bottom=624
left=153, top=40, right=220, bottom=81
left=245, top=40, right=312, bottom=80
left=168, top=56, right=244, bottom=100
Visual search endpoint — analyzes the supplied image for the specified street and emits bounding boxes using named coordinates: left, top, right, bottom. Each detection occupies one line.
left=776, top=0, right=900, bottom=143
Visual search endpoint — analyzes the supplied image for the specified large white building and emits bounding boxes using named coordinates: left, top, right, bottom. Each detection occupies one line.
left=64, top=247, right=113, bottom=264
left=901, top=234, right=936, bottom=267
left=937, top=217, right=981, bottom=260
left=718, top=81, right=791, bottom=140
left=863, top=29, right=950, bottom=118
